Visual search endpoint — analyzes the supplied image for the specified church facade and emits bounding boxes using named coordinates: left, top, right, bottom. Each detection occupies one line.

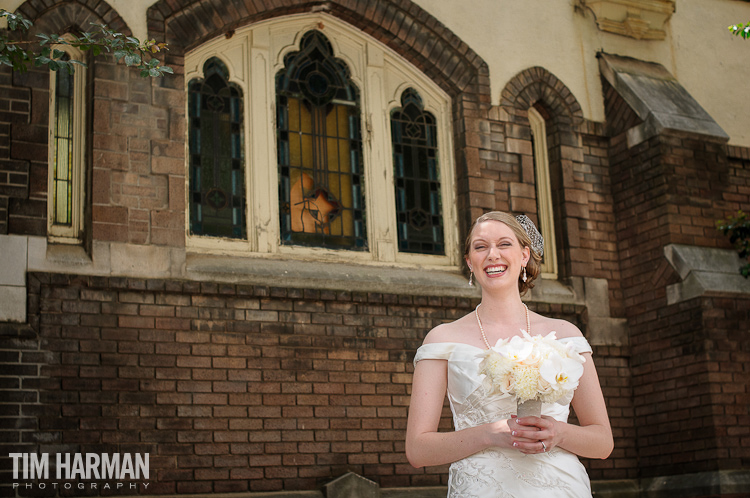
left=1, top=0, right=749, bottom=496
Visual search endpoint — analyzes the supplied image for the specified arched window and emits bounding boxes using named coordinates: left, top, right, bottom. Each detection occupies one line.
left=188, top=57, right=246, bottom=239
left=48, top=46, right=86, bottom=243
left=276, top=31, right=365, bottom=250
left=391, top=89, right=443, bottom=255
left=184, top=15, right=458, bottom=267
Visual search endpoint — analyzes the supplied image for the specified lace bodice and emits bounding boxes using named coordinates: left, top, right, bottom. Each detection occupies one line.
left=414, top=337, right=594, bottom=498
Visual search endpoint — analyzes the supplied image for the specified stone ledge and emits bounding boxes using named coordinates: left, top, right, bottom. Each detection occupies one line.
left=664, top=244, right=750, bottom=304
left=642, top=469, right=750, bottom=498
left=186, top=252, right=478, bottom=299
left=1, top=236, right=624, bottom=324
left=129, top=478, right=641, bottom=498
left=126, top=472, right=750, bottom=498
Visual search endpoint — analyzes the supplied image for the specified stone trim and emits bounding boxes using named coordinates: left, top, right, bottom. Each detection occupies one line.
left=599, top=53, right=729, bottom=144
left=641, top=470, right=750, bottom=498
left=581, top=0, right=676, bottom=41
left=664, top=244, right=750, bottom=304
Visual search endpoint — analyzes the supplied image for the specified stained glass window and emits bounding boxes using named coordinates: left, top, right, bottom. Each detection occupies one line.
left=276, top=30, right=366, bottom=250
left=52, top=53, right=74, bottom=227
left=391, top=89, right=444, bottom=255
left=188, top=57, right=246, bottom=239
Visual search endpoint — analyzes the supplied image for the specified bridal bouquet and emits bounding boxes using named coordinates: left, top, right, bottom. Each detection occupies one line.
left=477, top=331, right=586, bottom=411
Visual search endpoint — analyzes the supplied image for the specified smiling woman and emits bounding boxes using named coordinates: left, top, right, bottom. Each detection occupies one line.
left=463, top=212, right=541, bottom=295
left=405, top=211, right=613, bottom=498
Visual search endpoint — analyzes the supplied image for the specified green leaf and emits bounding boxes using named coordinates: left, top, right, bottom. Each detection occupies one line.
left=149, top=67, right=160, bottom=77
left=113, top=49, right=128, bottom=61
left=124, top=53, right=141, bottom=66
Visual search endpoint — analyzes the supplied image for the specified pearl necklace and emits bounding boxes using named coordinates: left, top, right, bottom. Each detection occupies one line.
left=474, top=303, right=530, bottom=349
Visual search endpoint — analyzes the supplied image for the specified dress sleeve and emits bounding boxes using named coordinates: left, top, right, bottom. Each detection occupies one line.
left=558, top=336, right=593, bottom=355
left=413, top=342, right=457, bottom=366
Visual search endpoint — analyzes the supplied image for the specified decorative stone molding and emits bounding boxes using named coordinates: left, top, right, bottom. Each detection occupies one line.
left=664, top=244, right=750, bottom=305
left=582, top=0, right=676, bottom=40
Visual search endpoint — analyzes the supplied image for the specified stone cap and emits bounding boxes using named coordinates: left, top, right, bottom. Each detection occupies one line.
left=664, top=244, right=750, bottom=304
left=598, top=53, right=729, bottom=142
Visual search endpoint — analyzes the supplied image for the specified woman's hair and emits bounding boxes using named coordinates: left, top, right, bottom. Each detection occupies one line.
left=463, top=211, right=542, bottom=295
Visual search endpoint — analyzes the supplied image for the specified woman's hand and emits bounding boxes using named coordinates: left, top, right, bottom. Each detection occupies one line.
left=509, top=415, right=560, bottom=454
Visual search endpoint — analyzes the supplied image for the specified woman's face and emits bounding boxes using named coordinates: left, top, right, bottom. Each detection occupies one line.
left=466, top=220, right=530, bottom=290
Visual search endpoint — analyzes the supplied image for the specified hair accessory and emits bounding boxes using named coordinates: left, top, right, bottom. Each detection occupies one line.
left=468, top=272, right=474, bottom=287
left=515, top=214, right=544, bottom=257
left=522, top=266, right=527, bottom=283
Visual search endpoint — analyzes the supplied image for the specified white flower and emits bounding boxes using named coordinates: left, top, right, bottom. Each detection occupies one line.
left=494, top=335, right=533, bottom=363
left=514, top=365, right=540, bottom=402
left=540, top=355, right=584, bottom=393
left=477, top=331, right=587, bottom=405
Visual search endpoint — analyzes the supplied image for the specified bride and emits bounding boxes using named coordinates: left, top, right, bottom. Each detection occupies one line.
left=406, top=212, right=613, bottom=497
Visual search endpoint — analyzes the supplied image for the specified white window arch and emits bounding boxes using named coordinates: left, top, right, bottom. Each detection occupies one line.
left=184, top=13, right=459, bottom=269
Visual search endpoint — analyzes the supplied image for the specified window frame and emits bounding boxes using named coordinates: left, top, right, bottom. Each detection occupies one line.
left=47, top=41, right=86, bottom=243
left=528, top=106, right=558, bottom=279
left=184, top=14, right=459, bottom=269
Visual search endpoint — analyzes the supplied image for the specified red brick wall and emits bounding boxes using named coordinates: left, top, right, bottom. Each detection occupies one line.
left=588, top=344, right=636, bottom=481
left=630, top=296, right=750, bottom=477
left=0, top=272, right=635, bottom=495
left=0, top=64, right=48, bottom=236
left=90, top=57, right=185, bottom=247
left=606, top=77, right=750, bottom=477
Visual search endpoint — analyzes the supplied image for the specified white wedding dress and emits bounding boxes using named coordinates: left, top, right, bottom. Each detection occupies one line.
left=414, top=338, right=594, bottom=498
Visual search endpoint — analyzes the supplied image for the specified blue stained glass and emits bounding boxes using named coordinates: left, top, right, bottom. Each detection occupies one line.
left=232, top=97, right=241, bottom=122
left=390, top=88, right=444, bottom=255
left=188, top=57, right=246, bottom=239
